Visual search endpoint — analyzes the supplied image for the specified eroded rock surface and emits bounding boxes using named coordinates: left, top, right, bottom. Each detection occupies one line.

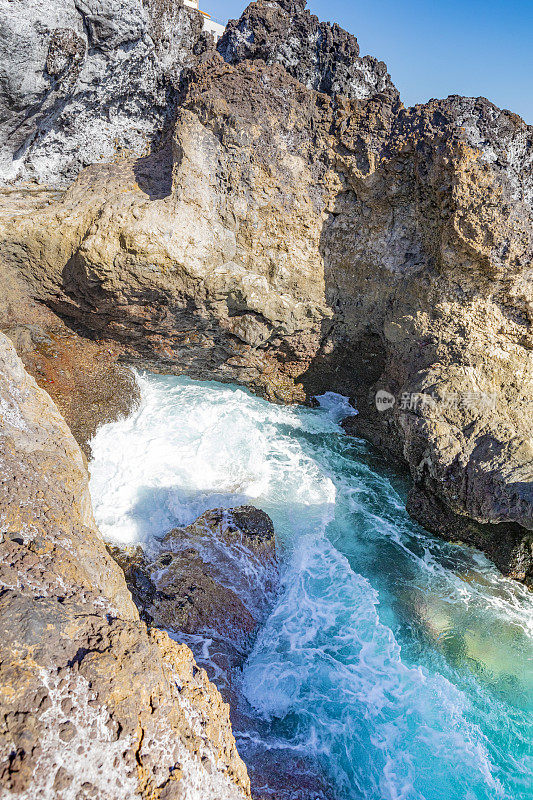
left=0, top=332, right=250, bottom=799
left=0, top=0, right=531, bottom=582
left=0, top=0, right=211, bottom=185
left=110, top=506, right=279, bottom=681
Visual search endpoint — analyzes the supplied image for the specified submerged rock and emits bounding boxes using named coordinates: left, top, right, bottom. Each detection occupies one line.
left=0, top=332, right=250, bottom=799
left=109, top=506, right=279, bottom=671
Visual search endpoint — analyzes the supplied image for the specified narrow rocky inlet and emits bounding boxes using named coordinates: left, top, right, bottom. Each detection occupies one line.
left=0, top=0, right=531, bottom=798
left=88, top=372, right=533, bottom=799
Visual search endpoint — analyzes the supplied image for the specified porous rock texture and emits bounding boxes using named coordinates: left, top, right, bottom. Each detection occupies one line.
left=0, top=0, right=210, bottom=186
left=0, top=0, right=531, bottom=586
left=0, top=332, right=251, bottom=799
left=110, top=506, right=279, bottom=675
left=218, top=0, right=399, bottom=103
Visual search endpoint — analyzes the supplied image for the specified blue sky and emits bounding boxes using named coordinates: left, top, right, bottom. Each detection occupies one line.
left=206, top=0, right=533, bottom=124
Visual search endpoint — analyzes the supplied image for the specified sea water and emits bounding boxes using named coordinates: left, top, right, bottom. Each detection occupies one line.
left=89, top=373, right=533, bottom=800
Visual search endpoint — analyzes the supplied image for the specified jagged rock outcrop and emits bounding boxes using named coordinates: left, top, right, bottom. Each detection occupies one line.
left=0, top=0, right=211, bottom=186
left=218, top=0, right=399, bottom=104
left=106, top=503, right=283, bottom=798
left=110, top=507, right=278, bottom=668
left=0, top=0, right=531, bottom=584
left=0, top=332, right=250, bottom=799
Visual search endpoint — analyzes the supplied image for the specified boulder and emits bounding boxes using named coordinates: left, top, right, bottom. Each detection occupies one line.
left=109, top=506, right=279, bottom=667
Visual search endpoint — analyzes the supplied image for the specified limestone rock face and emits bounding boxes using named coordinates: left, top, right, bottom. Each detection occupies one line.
left=0, top=332, right=250, bottom=799
left=0, top=0, right=209, bottom=186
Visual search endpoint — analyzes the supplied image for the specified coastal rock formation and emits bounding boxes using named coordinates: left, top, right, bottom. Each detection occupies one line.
left=0, top=0, right=210, bottom=185
left=218, top=0, right=399, bottom=103
left=0, top=332, right=250, bottom=799
left=110, top=507, right=279, bottom=670
left=0, top=331, right=134, bottom=617
left=0, top=0, right=531, bottom=584
left=0, top=220, right=139, bottom=458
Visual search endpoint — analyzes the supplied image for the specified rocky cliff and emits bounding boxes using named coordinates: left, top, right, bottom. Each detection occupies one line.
left=0, top=1, right=531, bottom=586
left=0, top=332, right=251, bottom=799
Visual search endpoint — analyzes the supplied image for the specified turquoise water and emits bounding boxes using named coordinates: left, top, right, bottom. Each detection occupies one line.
left=90, top=374, right=533, bottom=800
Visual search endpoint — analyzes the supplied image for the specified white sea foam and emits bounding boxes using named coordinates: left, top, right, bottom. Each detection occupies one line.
left=89, top=374, right=337, bottom=548
left=89, top=372, right=533, bottom=800
left=240, top=535, right=506, bottom=800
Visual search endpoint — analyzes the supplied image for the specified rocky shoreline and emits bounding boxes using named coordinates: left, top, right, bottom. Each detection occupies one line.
left=0, top=333, right=251, bottom=798
left=1, top=0, right=531, bottom=582
left=0, top=0, right=532, bottom=797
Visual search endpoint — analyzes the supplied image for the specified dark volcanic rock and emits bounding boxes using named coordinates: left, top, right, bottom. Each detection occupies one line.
left=110, top=506, right=279, bottom=663
left=218, top=0, right=399, bottom=104
left=407, top=487, right=533, bottom=586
